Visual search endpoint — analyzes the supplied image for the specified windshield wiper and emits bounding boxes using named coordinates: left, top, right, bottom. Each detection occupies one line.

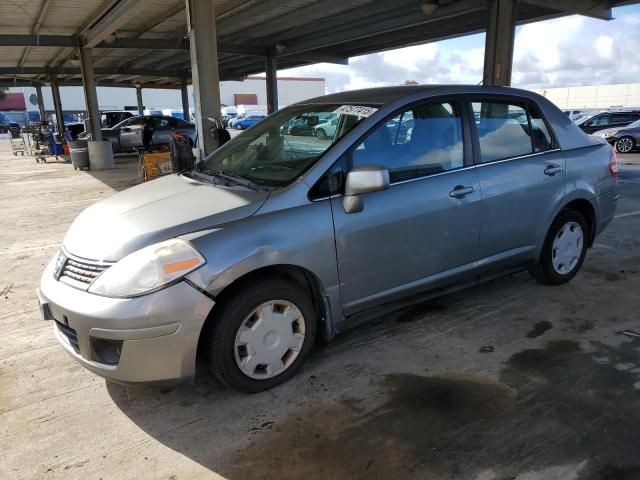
left=200, top=169, right=264, bottom=191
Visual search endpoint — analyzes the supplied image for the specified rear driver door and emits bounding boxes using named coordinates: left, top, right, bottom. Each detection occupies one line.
left=469, top=98, right=565, bottom=271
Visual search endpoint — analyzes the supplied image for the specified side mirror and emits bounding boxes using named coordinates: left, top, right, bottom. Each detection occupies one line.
left=343, top=164, right=390, bottom=214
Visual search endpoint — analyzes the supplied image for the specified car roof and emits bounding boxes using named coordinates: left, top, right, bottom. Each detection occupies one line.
left=302, top=84, right=552, bottom=106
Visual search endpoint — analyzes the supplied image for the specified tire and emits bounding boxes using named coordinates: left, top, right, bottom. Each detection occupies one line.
left=529, top=209, right=588, bottom=285
left=615, top=136, right=635, bottom=154
left=316, top=129, right=327, bottom=140
left=205, top=276, right=317, bottom=393
left=236, top=124, right=243, bottom=130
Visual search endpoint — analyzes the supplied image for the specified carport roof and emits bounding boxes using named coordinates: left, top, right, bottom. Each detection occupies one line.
left=0, top=0, right=633, bottom=88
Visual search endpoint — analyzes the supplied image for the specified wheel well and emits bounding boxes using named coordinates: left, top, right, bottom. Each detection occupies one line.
left=563, top=199, right=596, bottom=246
left=196, top=265, right=328, bottom=356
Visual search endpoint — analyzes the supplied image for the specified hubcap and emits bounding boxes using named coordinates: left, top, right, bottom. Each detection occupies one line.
left=234, top=300, right=305, bottom=379
left=617, top=137, right=633, bottom=153
left=551, top=221, right=584, bottom=275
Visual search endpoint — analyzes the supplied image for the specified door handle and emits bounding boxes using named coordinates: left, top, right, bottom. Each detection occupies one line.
left=449, top=185, right=474, bottom=198
left=544, top=165, right=563, bottom=176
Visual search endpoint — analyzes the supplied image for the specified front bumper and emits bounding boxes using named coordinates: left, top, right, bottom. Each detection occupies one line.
left=38, top=258, right=215, bottom=385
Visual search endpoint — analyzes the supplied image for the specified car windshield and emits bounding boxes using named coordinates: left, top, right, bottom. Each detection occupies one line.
left=196, top=103, right=379, bottom=188
left=112, top=116, right=141, bottom=129
left=574, top=114, right=595, bottom=125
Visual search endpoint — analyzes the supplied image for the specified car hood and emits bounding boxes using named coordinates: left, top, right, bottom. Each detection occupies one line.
left=63, top=174, right=270, bottom=261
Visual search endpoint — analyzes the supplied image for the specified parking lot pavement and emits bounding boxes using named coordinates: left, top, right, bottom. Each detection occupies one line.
left=2, top=140, right=640, bottom=480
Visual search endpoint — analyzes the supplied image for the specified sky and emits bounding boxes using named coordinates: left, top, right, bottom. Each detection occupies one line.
left=279, top=4, right=640, bottom=93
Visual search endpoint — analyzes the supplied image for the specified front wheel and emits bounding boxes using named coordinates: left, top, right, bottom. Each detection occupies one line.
left=205, top=276, right=317, bottom=393
left=529, top=209, right=588, bottom=285
left=236, top=124, right=243, bottom=130
left=315, top=129, right=327, bottom=140
left=615, top=136, right=635, bottom=154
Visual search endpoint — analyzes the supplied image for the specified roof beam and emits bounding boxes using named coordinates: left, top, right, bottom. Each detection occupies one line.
left=0, top=66, right=183, bottom=77
left=521, top=0, right=612, bottom=20
left=0, top=35, right=264, bottom=56
left=0, top=35, right=78, bottom=47
left=84, top=0, right=147, bottom=48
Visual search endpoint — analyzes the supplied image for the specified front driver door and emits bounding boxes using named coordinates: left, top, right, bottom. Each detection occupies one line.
left=330, top=99, right=482, bottom=315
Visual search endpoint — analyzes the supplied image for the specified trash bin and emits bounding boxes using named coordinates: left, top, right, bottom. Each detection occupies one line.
left=68, top=140, right=90, bottom=170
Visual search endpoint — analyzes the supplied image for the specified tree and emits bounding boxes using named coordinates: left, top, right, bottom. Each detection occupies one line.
left=0, top=87, right=7, bottom=102
left=403, top=80, right=419, bottom=85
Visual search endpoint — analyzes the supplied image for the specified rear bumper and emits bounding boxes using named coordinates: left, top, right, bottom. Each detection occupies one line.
left=38, top=258, right=215, bottom=385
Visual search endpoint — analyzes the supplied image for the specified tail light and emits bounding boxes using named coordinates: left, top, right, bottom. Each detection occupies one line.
left=609, top=148, right=619, bottom=177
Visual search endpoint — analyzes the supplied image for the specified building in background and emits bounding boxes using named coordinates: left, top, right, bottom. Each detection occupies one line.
left=6, top=76, right=325, bottom=124
left=532, top=83, right=640, bottom=110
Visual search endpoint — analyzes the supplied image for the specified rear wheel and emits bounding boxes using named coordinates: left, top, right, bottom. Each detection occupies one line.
left=236, top=123, right=243, bottom=130
left=529, top=209, right=588, bottom=285
left=615, top=136, right=635, bottom=154
left=205, top=276, right=317, bottom=393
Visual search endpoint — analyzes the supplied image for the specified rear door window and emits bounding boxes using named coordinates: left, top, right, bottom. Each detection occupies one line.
left=612, top=113, right=638, bottom=124
left=472, top=101, right=553, bottom=163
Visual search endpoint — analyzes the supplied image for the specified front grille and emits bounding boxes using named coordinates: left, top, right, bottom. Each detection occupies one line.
left=55, top=320, right=80, bottom=353
left=59, top=255, right=111, bottom=287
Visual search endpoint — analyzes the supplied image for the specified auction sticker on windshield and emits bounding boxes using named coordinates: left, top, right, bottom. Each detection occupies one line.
left=333, top=105, right=378, bottom=117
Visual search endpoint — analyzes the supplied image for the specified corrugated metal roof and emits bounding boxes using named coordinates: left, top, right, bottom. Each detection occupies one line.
left=0, top=0, right=635, bottom=88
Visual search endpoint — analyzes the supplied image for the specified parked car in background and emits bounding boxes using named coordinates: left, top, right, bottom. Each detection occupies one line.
left=65, top=122, right=86, bottom=140
left=233, top=114, right=267, bottom=130
left=227, top=114, right=246, bottom=129
left=101, top=111, right=133, bottom=128
left=312, top=116, right=339, bottom=139
left=39, top=86, right=618, bottom=393
left=577, top=111, right=640, bottom=134
left=0, top=112, right=14, bottom=133
left=79, top=115, right=195, bottom=153
left=593, top=118, right=640, bottom=153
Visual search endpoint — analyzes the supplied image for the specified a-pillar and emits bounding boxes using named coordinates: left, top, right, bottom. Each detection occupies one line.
left=482, top=0, right=518, bottom=86
left=186, top=0, right=222, bottom=156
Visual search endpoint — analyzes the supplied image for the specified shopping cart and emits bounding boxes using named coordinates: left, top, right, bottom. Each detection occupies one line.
left=10, top=137, right=26, bottom=156
left=136, top=146, right=172, bottom=182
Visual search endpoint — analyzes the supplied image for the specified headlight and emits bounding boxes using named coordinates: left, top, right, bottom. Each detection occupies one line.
left=88, top=238, right=205, bottom=297
left=604, top=131, right=617, bottom=138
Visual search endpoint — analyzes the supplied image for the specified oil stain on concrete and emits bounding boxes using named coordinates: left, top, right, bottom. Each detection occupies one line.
left=225, top=339, right=640, bottom=480
left=526, top=320, right=553, bottom=338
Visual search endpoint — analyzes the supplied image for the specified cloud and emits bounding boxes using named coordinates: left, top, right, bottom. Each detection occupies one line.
left=279, top=6, right=640, bottom=93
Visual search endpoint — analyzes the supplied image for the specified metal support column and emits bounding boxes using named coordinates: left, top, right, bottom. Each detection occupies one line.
left=482, top=0, right=518, bottom=86
left=186, top=0, right=221, bottom=156
left=136, top=86, right=144, bottom=115
left=180, top=78, right=190, bottom=121
left=49, top=73, right=64, bottom=134
left=35, top=85, right=47, bottom=122
left=265, top=53, right=278, bottom=114
left=79, top=44, right=102, bottom=141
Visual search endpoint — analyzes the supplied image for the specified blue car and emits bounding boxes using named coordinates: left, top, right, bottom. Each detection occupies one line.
left=233, top=115, right=266, bottom=130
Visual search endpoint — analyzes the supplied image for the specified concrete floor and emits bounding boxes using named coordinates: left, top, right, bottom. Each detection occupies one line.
left=2, top=139, right=640, bottom=480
